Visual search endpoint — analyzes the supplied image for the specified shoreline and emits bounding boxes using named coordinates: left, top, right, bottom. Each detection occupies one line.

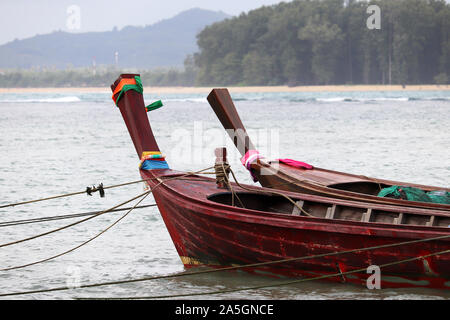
left=0, top=84, right=448, bottom=94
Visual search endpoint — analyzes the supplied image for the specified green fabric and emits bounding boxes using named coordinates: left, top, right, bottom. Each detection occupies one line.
left=377, top=185, right=432, bottom=202
left=115, top=76, right=163, bottom=112
left=114, top=76, right=143, bottom=106
left=427, top=190, right=450, bottom=204
left=145, top=100, right=163, bottom=112
left=377, top=185, right=450, bottom=204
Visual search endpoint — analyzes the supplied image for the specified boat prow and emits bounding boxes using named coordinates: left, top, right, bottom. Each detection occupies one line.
left=207, top=88, right=450, bottom=211
left=111, top=74, right=450, bottom=290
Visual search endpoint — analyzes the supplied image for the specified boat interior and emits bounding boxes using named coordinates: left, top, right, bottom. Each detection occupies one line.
left=327, top=181, right=389, bottom=195
left=207, top=192, right=450, bottom=228
left=274, top=162, right=447, bottom=195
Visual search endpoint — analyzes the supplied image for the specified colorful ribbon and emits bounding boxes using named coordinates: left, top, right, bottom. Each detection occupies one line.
left=112, top=76, right=142, bottom=105
left=145, top=100, right=163, bottom=112
left=276, top=158, right=313, bottom=170
left=241, top=150, right=264, bottom=182
left=140, top=151, right=169, bottom=170
left=112, top=75, right=163, bottom=112
left=241, top=150, right=314, bottom=182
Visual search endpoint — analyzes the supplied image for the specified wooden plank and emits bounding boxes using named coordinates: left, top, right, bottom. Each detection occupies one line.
left=325, top=204, right=337, bottom=219
left=362, top=208, right=372, bottom=223
left=426, top=215, right=435, bottom=227
left=207, top=89, right=256, bottom=155
left=394, top=213, right=404, bottom=225
left=292, top=200, right=305, bottom=216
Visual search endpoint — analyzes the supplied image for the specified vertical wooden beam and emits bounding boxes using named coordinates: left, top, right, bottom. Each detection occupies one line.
left=325, top=205, right=337, bottom=219
left=214, top=147, right=229, bottom=189
left=362, top=208, right=372, bottom=223
left=292, top=200, right=305, bottom=216
left=426, top=215, right=435, bottom=227
left=394, top=213, right=404, bottom=225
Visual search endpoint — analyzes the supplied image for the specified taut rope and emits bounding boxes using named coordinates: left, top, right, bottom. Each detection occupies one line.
left=1, top=233, right=448, bottom=298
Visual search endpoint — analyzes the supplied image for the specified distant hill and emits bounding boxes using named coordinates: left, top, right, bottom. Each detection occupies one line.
left=0, top=8, right=230, bottom=69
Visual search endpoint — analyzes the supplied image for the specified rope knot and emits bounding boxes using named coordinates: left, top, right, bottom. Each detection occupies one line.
left=214, top=148, right=231, bottom=189
left=86, top=183, right=105, bottom=198
left=214, top=163, right=231, bottom=189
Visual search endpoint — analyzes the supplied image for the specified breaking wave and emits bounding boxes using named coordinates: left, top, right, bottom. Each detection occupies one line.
left=0, top=96, right=82, bottom=103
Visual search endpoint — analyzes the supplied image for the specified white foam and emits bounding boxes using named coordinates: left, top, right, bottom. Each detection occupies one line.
left=316, top=97, right=352, bottom=102
left=163, top=98, right=206, bottom=103
left=0, top=96, right=82, bottom=103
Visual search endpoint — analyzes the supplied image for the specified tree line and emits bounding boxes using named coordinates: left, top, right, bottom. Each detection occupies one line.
left=1, top=0, right=448, bottom=87
left=0, top=57, right=197, bottom=88
left=194, top=0, right=450, bottom=86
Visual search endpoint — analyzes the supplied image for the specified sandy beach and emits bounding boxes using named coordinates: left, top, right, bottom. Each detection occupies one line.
left=0, top=84, right=448, bottom=94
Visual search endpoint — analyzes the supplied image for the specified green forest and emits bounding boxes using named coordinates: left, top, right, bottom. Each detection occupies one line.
left=0, top=0, right=449, bottom=87
left=0, top=57, right=197, bottom=88
left=195, top=0, right=450, bottom=86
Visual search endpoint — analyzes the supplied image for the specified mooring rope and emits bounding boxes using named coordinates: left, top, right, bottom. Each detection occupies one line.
left=88, top=249, right=450, bottom=300
left=0, top=168, right=219, bottom=211
left=0, top=204, right=157, bottom=228
left=223, top=163, right=313, bottom=217
left=0, top=166, right=217, bottom=248
left=0, top=191, right=152, bottom=272
left=215, top=163, right=245, bottom=208
left=1, top=233, right=448, bottom=298
left=1, top=164, right=449, bottom=297
left=0, top=167, right=215, bottom=272
left=0, top=178, right=155, bottom=209
left=0, top=191, right=150, bottom=249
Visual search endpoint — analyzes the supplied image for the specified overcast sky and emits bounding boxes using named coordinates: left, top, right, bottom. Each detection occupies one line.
left=0, top=0, right=285, bottom=45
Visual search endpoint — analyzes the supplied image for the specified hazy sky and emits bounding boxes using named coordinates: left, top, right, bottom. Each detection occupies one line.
left=0, top=0, right=285, bottom=45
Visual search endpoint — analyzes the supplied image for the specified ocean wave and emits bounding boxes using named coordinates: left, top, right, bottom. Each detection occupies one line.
left=368, top=97, right=409, bottom=102
left=0, top=96, right=82, bottom=103
left=316, top=97, right=354, bottom=102
left=156, top=96, right=449, bottom=103
left=429, top=97, right=450, bottom=101
left=0, top=93, right=448, bottom=104
left=234, top=96, right=418, bottom=103
left=264, top=96, right=446, bottom=103
left=162, top=97, right=206, bottom=103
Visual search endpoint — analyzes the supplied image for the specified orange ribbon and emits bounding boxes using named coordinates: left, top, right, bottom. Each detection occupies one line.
left=112, top=78, right=137, bottom=103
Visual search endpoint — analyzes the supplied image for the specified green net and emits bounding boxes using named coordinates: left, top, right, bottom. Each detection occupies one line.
left=427, top=190, right=450, bottom=204
left=377, top=185, right=450, bottom=204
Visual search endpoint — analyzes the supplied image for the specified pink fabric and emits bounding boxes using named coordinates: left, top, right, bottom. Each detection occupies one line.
left=276, top=158, right=313, bottom=170
left=241, top=150, right=264, bottom=182
left=241, top=150, right=264, bottom=169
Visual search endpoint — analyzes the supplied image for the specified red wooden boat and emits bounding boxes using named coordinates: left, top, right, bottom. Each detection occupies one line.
left=207, top=89, right=450, bottom=211
left=111, top=74, right=450, bottom=289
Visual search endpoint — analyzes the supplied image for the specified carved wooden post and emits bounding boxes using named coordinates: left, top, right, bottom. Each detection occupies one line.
left=214, top=147, right=230, bottom=189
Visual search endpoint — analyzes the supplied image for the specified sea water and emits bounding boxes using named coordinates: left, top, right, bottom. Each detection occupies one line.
left=0, top=89, right=449, bottom=300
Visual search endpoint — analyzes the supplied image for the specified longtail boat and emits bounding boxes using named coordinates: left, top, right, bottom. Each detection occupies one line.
left=111, top=74, right=450, bottom=289
left=207, top=89, right=450, bottom=211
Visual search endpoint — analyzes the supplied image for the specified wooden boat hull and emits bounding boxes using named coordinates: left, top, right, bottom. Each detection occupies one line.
left=143, top=169, right=450, bottom=290
left=254, top=161, right=450, bottom=211
left=207, top=88, right=450, bottom=211
left=111, top=74, right=450, bottom=291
